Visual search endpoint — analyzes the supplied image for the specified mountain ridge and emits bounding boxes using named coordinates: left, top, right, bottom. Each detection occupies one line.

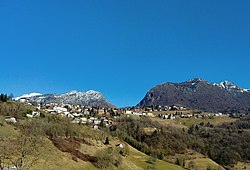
left=15, top=90, right=114, bottom=108
left=138, top=78, right=250, bottom=113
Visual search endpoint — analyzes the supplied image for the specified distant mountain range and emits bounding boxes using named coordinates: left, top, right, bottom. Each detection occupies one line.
left=137, top=78, right=250, bottom=113
left=15, top=79, right=250, bottom=112
left=15, top=90, right=114, bottom=108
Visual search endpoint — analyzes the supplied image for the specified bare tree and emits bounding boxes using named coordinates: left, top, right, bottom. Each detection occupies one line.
left=0, top=119, right=46, bottom=170
left=0, top=136, right=12, bottom=170
left=13, top=134, right=44, bottom=170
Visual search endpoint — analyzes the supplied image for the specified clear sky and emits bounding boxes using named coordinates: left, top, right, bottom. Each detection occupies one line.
left=0, top=0, right=250, bottom=107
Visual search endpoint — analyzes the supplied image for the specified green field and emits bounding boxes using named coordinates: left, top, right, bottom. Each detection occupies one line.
left=176, top=116, right=237, bottom=127
left=126, top=145, right=185, bottom=170
left=185, top=158, right=224, bottom=170
left=151, top=115, right=237, bottom=128
left=167, top=150, right=225, bottom=170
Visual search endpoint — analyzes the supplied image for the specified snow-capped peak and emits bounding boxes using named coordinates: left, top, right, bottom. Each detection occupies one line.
left=86, top=90, right=100, bottom=95
left=64, top=90, right=78, bottom=95
left=85, top=90, right=102, bottom=99
left=15, top=93, right=42, bottom=100
left=214, top=81, right=249, bottom=93
left=63, top=90, right=101, bottom=97
left=15, top=90, right=113, bottom=107
left=189, top=78, right=203, bottom=82
left=58, top=90, right=102, bottom=101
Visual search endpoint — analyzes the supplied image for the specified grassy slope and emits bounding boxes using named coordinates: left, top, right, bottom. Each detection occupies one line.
left=150, top=118, right=188, bottom=129
left=150, top=115, right=234, bottom=170
left=34, top=138, right=186, bottom=170
left=233, top=162, right=250, bottom=170
left=185, top=158, right=224, bottom=170
left=33, top=138, right=97, bottom=170
left=0, top=118, right=183, bottom=170
left=176, top=116, right=237, bottom=127
left=167, top=150, right=225, bottom=170
left=31, top=116, right=244, bottom=170
left=0, top=117, right=19, bottom=136
left=126, top=145, right=185, bottom=170
left=0, top=117, right=96, bottom=170
left=34, top=115, right=233, bottom=170
left=151, top=115, right=237, bottom=128
left=0, top=101, right=34, bottom=113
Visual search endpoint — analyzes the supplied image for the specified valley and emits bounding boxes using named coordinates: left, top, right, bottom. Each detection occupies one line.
left=1, top=78, right=250, bottom=170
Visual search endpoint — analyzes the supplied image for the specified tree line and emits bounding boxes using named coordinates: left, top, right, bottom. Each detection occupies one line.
left=111, top=116, right=250, bottom=168
left=0, top=93, right=13, bottom=102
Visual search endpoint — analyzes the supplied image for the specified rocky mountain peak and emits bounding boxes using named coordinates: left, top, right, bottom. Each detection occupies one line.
left=65, top=90, right=78, bottom=95
left=214, top=81, right=249, bottom=93
left=188, top=78, right=203, bottom=83
left=138, top=78, right=250, bottom=113
left=15, top=90, right=114, bottom=108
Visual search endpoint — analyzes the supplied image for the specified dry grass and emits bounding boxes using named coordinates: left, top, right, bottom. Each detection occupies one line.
left=150, top=115, right=237, bottom=129
left=150, top=117, right=188, bottom=129
left=167, top=150, right=224, bottom=170
left=176, top=116, right=237, bottom=127
left=126, top=144, right=185, bottom=170
left=233, top=162, right=250, bottom=170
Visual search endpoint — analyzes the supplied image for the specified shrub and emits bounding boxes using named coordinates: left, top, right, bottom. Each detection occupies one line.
left=188, top=160, right=196, bottom=170
left=92, top=147, right=122, bottom=169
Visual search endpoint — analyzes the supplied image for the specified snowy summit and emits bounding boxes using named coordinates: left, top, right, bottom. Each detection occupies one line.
left=15, top=93, right=42, bottom=100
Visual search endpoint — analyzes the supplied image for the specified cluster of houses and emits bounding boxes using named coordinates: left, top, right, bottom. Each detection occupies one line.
left=142, top=105, right=188, bottom=112
left=40, top=103, right=121, bottom=129
left=157, top=112, right=225, bottom=120
left=124, top=110, right=154, bottom=117
left=123, top=105, right=229, bottom=120
left=122, top=105, right=187, bottom=117
left=4, top=101, right=230, bottom=128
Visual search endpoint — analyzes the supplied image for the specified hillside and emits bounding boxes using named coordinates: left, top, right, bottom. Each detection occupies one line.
left=1, top=100, right=250, bottom=169
left=138, top=78, right=250, bottom=113
left=0, top=115, right=184, bottom=170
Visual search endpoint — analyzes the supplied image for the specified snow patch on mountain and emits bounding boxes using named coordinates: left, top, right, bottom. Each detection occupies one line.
left=15, top=90, right=113, bottom=107
left=214, top=81, right=249, bottom=93
left=15, top=93, right=42, bottom=100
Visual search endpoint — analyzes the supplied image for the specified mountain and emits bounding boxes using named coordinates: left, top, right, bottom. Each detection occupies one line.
left=137, top=78, right=250, bottom=113
left=15, top=92, right=42, bottom=100
left=15, top=90, right=114, bottom=108
left=214, top=80, right=250, bottom=93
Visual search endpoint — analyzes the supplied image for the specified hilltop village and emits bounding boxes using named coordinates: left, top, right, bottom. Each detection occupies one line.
left=7, top=99, right=234, bottom=130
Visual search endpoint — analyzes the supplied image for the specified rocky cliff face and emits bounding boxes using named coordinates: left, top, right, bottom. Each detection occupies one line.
left=138, top=78, right=250, bottom=113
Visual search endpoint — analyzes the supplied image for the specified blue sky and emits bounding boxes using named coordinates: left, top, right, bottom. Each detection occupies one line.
left=0, top=0, right=250, bottom=107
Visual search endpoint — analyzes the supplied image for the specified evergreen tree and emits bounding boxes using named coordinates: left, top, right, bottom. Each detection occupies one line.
left=0, top=94, right=9, bottom=102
